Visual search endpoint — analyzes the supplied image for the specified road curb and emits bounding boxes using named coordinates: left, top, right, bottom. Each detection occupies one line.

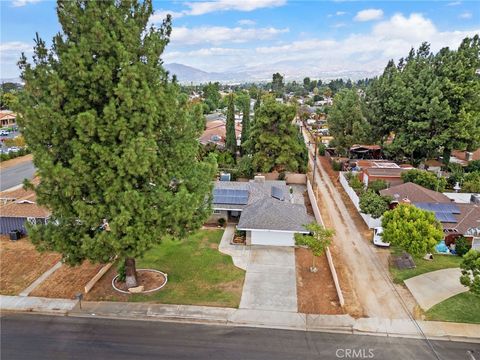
left=2, top=296, right=479, bottom=343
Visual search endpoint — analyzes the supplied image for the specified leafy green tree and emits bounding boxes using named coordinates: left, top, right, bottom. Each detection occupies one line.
left=272, top=72, right=284, bottom=97
left=401, top=169, right=447, bottom=192
left=295, top=223, right=335, bottom=272
left=1, top=92, right=18, bottom=110
left=245, top=96, right=307, bottom=173
left=462, top=171, right=480, bottom=192
left=16, top=0, right=216, bottom=288
left=328, top=88, right=371, bottom=155
left=455, top=237, right=471, bottom=257
left=460, top=249, right=480, bottom=295
left=381, top=204, right=444, bottom=256
left=225, top=93, right=237, bottom=156
left=202, top=82, right=221, bottom=112
left=359, top=190, right=390, bottom=219
left=466, top=160, right=480, bottom=173
left=367, top=179, right=389, bottom=193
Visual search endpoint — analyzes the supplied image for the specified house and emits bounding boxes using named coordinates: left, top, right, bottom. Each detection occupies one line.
left=349, top=144, right=382, bottom=160
left=380, top=182, right=480, bottom=243
left=210, top=176, right=313, bottom=246
left=0, top=187, right=50, bottom=234
left=356, top=161, right=413, bottom=187
left=452, top=148, right=480, bottom=163
left=0, top=110, right=16, bottom=128
left=199, top=120, right=242, bottom=149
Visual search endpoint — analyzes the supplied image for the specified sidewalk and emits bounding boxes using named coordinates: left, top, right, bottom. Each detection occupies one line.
left=2, top=295, right=479, bottom=343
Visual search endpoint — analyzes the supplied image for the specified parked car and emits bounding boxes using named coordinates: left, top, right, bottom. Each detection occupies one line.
left=373, top=227, right=390, bottom=247
left=0, top=130, right=9, bottom=136
left=8, top=147, right=20, bottom=153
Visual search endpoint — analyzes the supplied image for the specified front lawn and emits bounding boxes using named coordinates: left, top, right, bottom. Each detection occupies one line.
left=390, top=250, right=462, bottom=284
left=86, top=229, right=245, bottom=308
left=426, top=292, right=480, bottom=324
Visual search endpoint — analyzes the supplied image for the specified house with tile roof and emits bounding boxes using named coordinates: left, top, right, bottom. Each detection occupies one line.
left=209, top=176, right=313, bottom=246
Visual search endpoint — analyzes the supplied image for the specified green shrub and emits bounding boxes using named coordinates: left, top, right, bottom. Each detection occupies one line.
left=278, top=171, right=286, bottom=180
left=332, top=160, right=342, bottom=171
left=368, top=179, right=388, bottom=193
left=218, top=218, right=226, bottom=227
left=348, top=174, right=364, bottom=193
left=317, top=143, right=326, bottom=156
left=466, top=160, right=480, bottom=173
left=456, top=237, right=471, bottom=257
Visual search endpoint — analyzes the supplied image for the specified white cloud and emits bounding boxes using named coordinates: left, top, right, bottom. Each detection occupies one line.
left=0, top=42, right=32, bottom=78
left=170, top=26, right=289, bottom=45
left=238, top=19, right=256, bottom=26
left=336, top=11, right=347, bottom=16
left=332, top=23, right=346, bottom=29
left=153, top=0, right=286, bottom=20
left=11, top=0, right=40, bottom=7
left=459, top=12, right=472, bottom=19
left=447, top=1, right=461, bottom=6
left=373, top=13, right=436, bottom=42
left=354, top=8, right=384, bottom=22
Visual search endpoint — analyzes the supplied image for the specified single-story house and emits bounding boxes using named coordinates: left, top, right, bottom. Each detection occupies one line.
left=199, top=119, right=242, bottom=149
left=0, top=110, right=16, bottom=128
left=353, top=160, right=413, bottom=187
left=209, top=176, right=313, bottom=246
left=380, top=182, right=480, bottom=243
left=0, top=188, right=50, bottom=234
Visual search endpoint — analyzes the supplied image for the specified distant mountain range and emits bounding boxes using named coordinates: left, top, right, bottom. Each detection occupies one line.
left=1, top=64, right=381, bottom=86
left=164, top=62, right=381, bottom=84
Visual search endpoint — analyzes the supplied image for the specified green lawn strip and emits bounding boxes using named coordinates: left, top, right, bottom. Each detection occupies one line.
left=425, top=292, right=480, bottom=324
left=129, top=229, right=245, bottom=307
left=389, top=247, right=462, bottom=284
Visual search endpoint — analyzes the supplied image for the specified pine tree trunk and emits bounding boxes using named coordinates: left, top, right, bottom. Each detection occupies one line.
left=125, top=257, right=138, bottom=288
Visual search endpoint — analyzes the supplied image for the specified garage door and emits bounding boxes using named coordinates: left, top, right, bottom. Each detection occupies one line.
left=251, top=230, right=295, bottom=246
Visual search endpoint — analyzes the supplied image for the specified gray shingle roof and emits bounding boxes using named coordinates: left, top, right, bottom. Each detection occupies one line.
left=237, top=197, right=313, bottom=232
left=213, top=180, right=313, bottom=232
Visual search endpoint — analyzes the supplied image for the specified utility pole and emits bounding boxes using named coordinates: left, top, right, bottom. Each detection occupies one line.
left=312, top=137, right=318, bottom=189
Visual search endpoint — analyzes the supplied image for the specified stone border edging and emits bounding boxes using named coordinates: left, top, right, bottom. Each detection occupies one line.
left=112, top=269, right=168, bottom=294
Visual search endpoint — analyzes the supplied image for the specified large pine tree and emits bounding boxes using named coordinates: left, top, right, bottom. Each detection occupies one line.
left=246, top=95, right=307, bottom=173
left=240, top=97, right=250, bottom=153
left=16, top=0, right=216, bottom=288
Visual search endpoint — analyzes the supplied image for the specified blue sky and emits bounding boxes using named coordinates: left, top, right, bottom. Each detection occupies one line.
left=1, top=0, right=479, bottom=79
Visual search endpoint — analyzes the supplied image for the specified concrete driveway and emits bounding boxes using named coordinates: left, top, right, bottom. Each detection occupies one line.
left=404, top=268, right=468, bottom=310
left=239, top=246, right=297, bottom=312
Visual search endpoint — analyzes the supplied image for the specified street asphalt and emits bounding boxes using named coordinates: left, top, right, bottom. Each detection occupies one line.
left=0, top=159, right=35, bottom=191
left=1, top=313, right=479, bottom=360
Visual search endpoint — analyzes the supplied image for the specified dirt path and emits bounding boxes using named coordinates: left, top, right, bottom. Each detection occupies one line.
left=303, top=131, right=411, bottom=319
left=0, top=154, right=33, bottom=170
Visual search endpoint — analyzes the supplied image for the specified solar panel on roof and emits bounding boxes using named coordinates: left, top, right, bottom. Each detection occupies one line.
left=213, top=189, right=249, bottom=205
left=271, top=186, right=285, bottom=201
left=435, top=212, right=457, bottom=223
left=414, top=202, right=460, bottom=214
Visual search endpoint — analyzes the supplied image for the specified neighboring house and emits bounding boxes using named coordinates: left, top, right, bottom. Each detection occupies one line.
left=349, top=144, right=382, bottom=160
left=199, top=120, right=242, bottom=149
left=0, top=110, right=16, bottom=128
left=357, top=161, right=413, bottom=187
left=380, top=182, right=480, bottom=244
left=210, top=176, right=313, bottom=246
left=452, top=148, right=480, bottom=163
left=0, top=188, right=50, bottom=234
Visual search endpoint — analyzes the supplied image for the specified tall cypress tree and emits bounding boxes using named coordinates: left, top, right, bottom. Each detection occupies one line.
left=240, top=98, right=250, bottom=153
left=225, top=93, right=237, bottom=156
left=16, top=0, right=216, bottom=288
